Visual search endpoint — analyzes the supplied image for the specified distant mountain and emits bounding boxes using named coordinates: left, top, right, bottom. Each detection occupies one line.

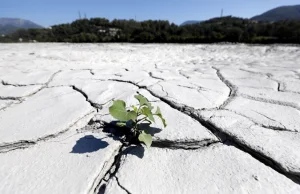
left=252, top=5, right=300, bottom=22
left=180, top=20, right=202, bottom=26
left=0, top=18, right=43, bottom=35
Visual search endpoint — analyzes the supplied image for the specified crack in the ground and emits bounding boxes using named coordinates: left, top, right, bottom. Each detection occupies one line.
left=177, top=84, right=194, bottom=89
left=239, top=93, right=300, bottom=111
left=0, top=96, right=21, bottom=100
left=69, top=68, right=95, bottom=76
left=212, top=67, right=237, bottom=109
left=152, top=139, right=220, bottom=150
left=178, top=70, right=190, bottom=79
left=0, top=110, right=95, bottom=153
left=0, top=86, right=44, bottom=101
left=105, top=78, right=300, bottom=184
left=176, top=83, right=217, bottom=103
left=0, top=140, right=36, bottom=153
left=266, top=73, right=285, bottom=92
left=0, top=70, right=62, bottom=109
left=0, top=101, right=16, bottom=111
left=150, top=82, right=181, bottom=104
left=175, top=83, right=215, bottom=106
left=109, top=79, right=139, bottom=86
left=148, top=72, right=164, bottom=81
left=87, top=118, right=221, bottom=151
left=210, top=69, right=300, bottom=132
left=94, top=145, right=126, bottom=194
left=71, top=85, right=103, bottom=110
left=46, top=70, right=62, bottom=86
left=93, top=138, right=220, bottom=194
left=115, top=176, right=131, bottom=194
left=90, top=70, right=95, bottom=75
left=239, top=68, right=268, bottom=77
left=89, top=108, right=222, bottom=194
left=114, top=74, right=122, bottom=77
left=156, top=83, right=169, bottom=97
left=88, top=145, right=125, bottom=194
left=251, top=109, right=287, bottom=128
left=1, top=80, right=43, bottom=87
left=221, top=108, right=297, bottom=133
left=277, top=82, right=281, bottom=92
left=1, top=70, right=61, bottom=88
left=190, top=110, right=300, bottom=184
left=281, top=89, right=300, bottom=95
left=190, top=82, right=223, bottom=93
left=20, top=70, right=63, bottom=99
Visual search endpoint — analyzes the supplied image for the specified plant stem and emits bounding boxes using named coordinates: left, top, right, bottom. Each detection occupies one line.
left=137, top=117, right=147, bottom=123
left=137, top=104, right=142, bottom=115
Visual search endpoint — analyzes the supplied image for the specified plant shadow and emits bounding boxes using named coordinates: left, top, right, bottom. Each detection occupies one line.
left=102, top=121, right=161, bottom=159
left=139, top=123, right=162, bottom=136
left=123, top=145, right=145, bottom=159
left=103, top=121, right=161, bottom=138
left=70, top=135, right=108, bottom=154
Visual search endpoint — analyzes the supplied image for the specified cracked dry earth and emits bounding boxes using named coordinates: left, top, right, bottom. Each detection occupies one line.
left=0, top=44, right=300, bottom=194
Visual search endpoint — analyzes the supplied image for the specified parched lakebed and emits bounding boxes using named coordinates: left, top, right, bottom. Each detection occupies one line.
left=0, top=43, right=300, bottom=194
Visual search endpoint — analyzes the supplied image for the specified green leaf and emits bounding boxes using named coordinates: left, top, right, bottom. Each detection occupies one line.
left=131, top=105, right=138, bottom=113
left=138, top=131, right=152, bottom=148
left=116, top=122, right=126, bottom=127
left=109, top=100, right=137, bottom=122
left=141, top=107, right=155, bottom=123
left=154, top=107, right=167, bottom=128
left=134, top=94, right=153, bottom=110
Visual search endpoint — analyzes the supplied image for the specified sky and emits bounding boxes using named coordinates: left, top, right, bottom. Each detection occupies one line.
left=1, top=0, right=299, bottom=27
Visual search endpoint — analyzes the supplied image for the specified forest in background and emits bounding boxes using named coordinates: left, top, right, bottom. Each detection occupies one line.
left=1, top=16, right=300, bottom=44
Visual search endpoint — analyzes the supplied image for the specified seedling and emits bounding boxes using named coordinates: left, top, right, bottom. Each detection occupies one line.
left=109, top=94, right=167, bottom=148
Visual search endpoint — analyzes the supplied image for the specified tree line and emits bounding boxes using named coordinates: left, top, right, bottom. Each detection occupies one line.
left=1, top=16, right=300, bottom=44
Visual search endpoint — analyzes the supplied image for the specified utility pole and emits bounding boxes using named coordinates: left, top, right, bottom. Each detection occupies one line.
left=221, top=9, right=223, bottom=17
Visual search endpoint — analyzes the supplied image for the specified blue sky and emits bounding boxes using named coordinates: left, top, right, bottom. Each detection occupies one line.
left=1, top=0, right=299, bottom=27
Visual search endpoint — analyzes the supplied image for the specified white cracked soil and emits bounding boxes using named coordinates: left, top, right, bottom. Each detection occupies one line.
left=0, top=43, right=300, bottom=194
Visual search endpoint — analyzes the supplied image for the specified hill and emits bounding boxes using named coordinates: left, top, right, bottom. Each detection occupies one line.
left=252, top=5, right=300, bottom=21
left=0, top=18, right=43, bottom=35
left=180, top=20, right=202, bottom=26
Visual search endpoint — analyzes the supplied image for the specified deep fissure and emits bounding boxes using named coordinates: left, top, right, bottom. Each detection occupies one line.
left=104, top=77, right=300, bottom=184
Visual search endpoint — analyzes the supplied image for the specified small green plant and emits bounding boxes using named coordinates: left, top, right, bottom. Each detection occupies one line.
left=109, top=94, right=167, bottom=148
